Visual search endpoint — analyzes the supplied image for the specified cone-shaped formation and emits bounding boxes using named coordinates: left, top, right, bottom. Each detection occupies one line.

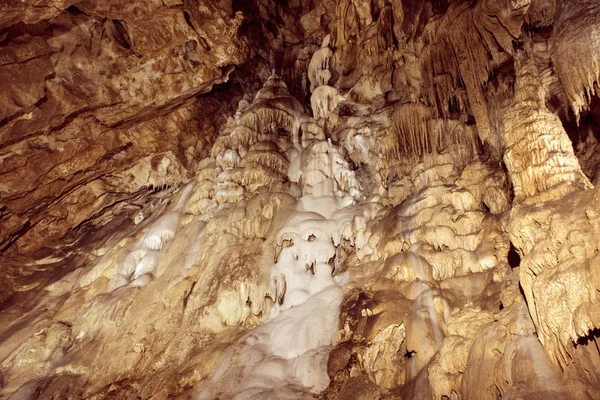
left=552, top=0, right=600, bottom=121
left=503, top=55, right=592, bottom=202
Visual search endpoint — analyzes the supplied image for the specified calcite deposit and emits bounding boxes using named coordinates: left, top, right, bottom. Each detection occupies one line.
left=1, top=0, right=600, bottom=399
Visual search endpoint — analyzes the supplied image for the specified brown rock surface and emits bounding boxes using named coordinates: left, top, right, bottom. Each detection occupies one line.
left=1, top=0, right=600, bottom=399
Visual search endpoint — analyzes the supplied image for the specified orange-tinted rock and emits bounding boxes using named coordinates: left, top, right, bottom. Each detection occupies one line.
left=1, top=0, right=600, bottom=398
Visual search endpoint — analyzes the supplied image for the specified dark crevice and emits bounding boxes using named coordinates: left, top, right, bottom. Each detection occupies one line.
left=432, top=0, right=450, bottom=14
left=508, top=243, right=521, bottom=269
left=524, top=24, right=554, bottom=40
left=481, top=202, right=490, bottom=213
left=197, top=37, right=210, bottom=51
left=0, top=112, right=24, bottom=130
left=493, top=385, right=502, bottom=399
left=112, top=20, right=131, bottom=49
left=328, top=257, right=336, bottom=275
left=560, top=95, right=600, bottom=150
left=66, top=5, right=84, bottom=15
left=500, top=160, right=515, bottom=202
left=183, top=281, right=197, bottom=310
left=518, top=283, right=527, bottom=305
left=0, top=220, right=31, bottom=254
left=183, top=11, right=194, bottom=30
left=576, top=329, right=600, bottom=359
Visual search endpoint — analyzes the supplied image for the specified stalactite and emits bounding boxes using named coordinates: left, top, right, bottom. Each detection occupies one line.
left=551, top=0, right=600, bottom=122
left=420, top=0, right=531, bottom=146
left=4, top=0, right=600, bottom=398
left=391, top=103, right=480, bottom=165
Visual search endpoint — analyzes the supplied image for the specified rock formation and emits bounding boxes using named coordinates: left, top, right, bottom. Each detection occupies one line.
left=1, top=0, right=600, bottom=399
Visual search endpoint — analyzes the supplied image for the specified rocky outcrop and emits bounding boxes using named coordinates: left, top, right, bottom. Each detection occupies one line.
left=0, top=0, right=255, bottom=302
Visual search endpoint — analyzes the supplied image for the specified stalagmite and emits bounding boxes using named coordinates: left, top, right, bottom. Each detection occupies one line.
left=311, top=85, right=345, bottom=121
left=198, top=59, right=371, bottom=398
left=308, top=35, right=334, bottom=92
left=504, top=54, right=592, bottom=201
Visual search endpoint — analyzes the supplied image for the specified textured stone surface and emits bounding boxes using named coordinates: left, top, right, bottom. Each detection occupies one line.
left=1, top=0, right=600, bottom=399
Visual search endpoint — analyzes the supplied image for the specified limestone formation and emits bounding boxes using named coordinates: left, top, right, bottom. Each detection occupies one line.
left=1, top=0, right=600, bottom=399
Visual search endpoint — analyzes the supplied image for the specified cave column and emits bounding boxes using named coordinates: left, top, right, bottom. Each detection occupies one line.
left=503, top=53, right=597, bottom=368
left=502, top=54, right=592, bottom=201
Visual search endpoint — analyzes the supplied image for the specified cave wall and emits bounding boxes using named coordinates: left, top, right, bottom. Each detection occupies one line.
left=1, top=0, right=600, bottom=399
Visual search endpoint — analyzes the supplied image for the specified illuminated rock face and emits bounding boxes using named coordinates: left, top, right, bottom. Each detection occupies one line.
left=1, top=1, right=600, bottom=399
